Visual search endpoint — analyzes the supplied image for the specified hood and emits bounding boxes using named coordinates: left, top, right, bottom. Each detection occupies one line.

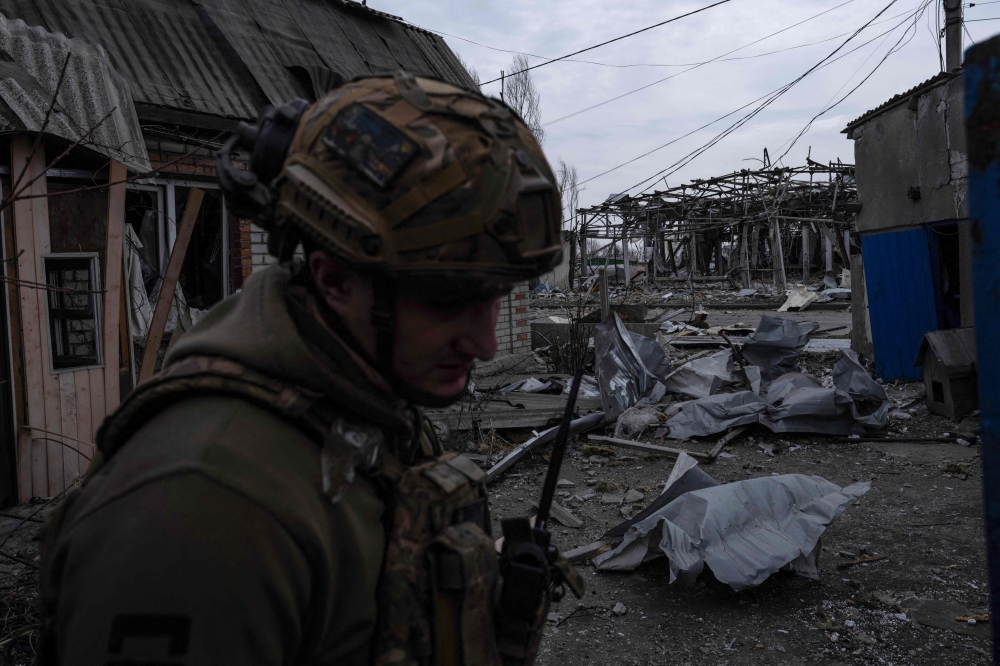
left=165, top=263, right=413, bottom=433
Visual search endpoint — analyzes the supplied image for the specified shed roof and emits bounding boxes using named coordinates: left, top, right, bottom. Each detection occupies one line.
left=914, top=327, right=977, bottom=371
left=0, top=12, right=149, bottom=171
left=0, top=0, right=477, bottom=124
left=842, top=71, right=958, bottom=133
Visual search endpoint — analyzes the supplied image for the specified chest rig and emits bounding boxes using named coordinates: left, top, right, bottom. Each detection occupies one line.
left=39, top=355, right=502, bottom=666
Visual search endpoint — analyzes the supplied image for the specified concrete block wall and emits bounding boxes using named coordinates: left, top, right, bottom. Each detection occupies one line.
left=495, top=283, right=530, bottom=355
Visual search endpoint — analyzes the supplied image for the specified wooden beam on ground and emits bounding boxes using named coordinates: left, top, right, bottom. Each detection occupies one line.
left=705, top=425, right=749, bottom=462
left=139, top=188, right=204, bottom=383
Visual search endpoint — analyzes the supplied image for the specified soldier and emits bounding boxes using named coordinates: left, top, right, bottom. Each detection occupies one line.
left=38, top=74, right=578, bottom=665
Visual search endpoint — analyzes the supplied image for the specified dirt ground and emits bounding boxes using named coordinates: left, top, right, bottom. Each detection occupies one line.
left=482, top=350, right=990, bottom=665
left=0, top=328, right=988, bottom=664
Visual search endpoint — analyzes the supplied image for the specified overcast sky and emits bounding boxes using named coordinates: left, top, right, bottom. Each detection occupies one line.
left=374, top=0, right=998, bottom=213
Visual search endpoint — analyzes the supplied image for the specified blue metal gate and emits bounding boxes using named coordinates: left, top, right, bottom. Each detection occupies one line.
left=860, top=228, right=939, bottom=381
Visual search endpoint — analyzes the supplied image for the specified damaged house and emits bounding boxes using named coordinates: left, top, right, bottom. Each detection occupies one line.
left=0, top=0, right=481, bottom=503
left=844, top=4, right=973, bottom=382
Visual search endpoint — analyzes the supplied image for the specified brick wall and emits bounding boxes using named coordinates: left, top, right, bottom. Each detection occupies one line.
left=250, top=224, right=278, bottom=273
left=495, top=282, right=530, bottom=355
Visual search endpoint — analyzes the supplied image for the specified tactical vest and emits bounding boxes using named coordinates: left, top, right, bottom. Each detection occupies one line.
left=39, top=355, right=501, bottom=666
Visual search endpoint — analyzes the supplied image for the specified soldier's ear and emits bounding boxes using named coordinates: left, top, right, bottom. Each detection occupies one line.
left=308, top=251, right=375, bottom=321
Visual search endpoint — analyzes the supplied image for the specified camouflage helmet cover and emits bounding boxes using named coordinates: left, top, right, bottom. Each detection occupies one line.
left=272, top=73, right=563, bottom=282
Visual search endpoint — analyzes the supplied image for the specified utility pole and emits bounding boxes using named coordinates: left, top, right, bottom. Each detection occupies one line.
left=944, top=0, right=963, bottom=72
left=500, top=70, right=505, bottom=103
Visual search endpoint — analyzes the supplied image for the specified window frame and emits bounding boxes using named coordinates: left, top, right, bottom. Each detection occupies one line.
left=43, top=252, right=104, bottom=374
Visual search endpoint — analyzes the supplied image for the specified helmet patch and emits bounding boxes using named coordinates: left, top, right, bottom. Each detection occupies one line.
left=323, top=103, right=418, bottom=188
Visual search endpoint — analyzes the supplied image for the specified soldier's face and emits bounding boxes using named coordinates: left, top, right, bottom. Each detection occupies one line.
left=310, top=252, right=500, bottom=400
left=392, top=293, right=501, bottom=398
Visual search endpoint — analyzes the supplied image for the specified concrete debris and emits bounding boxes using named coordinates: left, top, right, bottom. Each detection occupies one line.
left=593, top=453, right=869, bottom=590
left=778, top=284, right=818, bottom=312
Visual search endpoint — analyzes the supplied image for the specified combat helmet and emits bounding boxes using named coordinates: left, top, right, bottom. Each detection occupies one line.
left=218, top=72, right=563, bottom=286
left=217, top=73, right=563, bottom=399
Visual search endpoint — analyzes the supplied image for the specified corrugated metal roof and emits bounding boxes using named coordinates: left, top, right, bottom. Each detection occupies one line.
left=915, top=326, right=977, bottom=370
left=0, top=0, right=478, bottom=123
left=0, top=12, right=149, bottom=171
left=843, top=71, right=958, bottom=132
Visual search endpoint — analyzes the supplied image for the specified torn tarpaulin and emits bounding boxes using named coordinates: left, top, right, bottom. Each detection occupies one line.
left=593, top=453, right=870, bottom=590
left=740, top=315, right=819, bottom=381
left=664, top=349, right=890, bottom=439
left=594, top=312, right=668, bottom=419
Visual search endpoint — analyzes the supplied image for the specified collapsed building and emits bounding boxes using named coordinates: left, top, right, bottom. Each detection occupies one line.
left=575, top=159, right=859, bottom=293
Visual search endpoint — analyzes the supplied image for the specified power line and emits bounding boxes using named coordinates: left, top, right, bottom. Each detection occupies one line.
left=775, top=0, right=932, bottom=163
left=479, top=0, right=736, bottom=86
left=625, top=0, right=908, bottom=195
left=543, top=0, right=858, bottom=128
left=578, top=0, right=920, bottom=190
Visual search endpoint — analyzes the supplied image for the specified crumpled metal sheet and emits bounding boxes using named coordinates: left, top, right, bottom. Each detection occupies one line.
left=594, top=454, right=870, bottom=590
left=665, top=349, right=890, bottom=439
left=594, top=313, right=665, bottom=419
left=662, top=391, right=767, bottom=439
left=662, top=350, right=738, bottom=398
left=741, top=315, right=819, bottom=381
left=0, top=13, right=149, bottom=171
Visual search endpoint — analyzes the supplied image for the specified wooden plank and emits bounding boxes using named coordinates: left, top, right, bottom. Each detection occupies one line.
left=10, top=137, right=46, bottom=499
left=530, top=500, right=582, bottom=529
left=587, top=434, right=705, bottom=460
left=58, top=371, right=78, bottom=487
left=705, top=425, right=748, bottom=462
left=2, top=169, right=29, bottom=502
left=28, top=143, right=62, bottom=497
left=102, top=159, right=127, bottom=412
left=563, top=538, right=622, bottom=563
left=139, top=188, right=204, bottom=382
left=87, top=367, right=105, bottom=444
left=74, top=369, right=92, bottom=474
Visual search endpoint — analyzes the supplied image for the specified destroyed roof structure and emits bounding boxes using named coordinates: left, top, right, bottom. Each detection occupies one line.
left=575, top=160, right=859, bottom=295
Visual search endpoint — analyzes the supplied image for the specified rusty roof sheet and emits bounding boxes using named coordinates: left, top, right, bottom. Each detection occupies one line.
left=842, top=71, right=958, bottom=133
left=0, top=0, right=478, bottom=123
left=915, top=327, right=977, bottom=371
left=0, top=12, right=149, bottom=171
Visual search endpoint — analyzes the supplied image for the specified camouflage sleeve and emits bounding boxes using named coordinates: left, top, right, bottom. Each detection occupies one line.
left=53, top=473, right=313, bottom=665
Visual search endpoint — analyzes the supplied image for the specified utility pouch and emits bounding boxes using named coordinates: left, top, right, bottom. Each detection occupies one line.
left=428, top=523, right=501, bottom=666
left=374, top=452, right=500, bottom=666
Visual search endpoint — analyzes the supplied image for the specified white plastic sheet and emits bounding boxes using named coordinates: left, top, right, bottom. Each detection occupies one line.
left=594, top=454, right=870, bottom=590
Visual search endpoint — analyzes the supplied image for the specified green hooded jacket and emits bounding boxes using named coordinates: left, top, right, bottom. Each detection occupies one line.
left=42, top=263, right=436, bottom=665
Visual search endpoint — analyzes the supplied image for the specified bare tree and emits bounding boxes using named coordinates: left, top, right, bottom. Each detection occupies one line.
left=557, top=159, right=581, bottom=231
left=454, top=52, right=481, bottom=91
left=505, top=53, right=544, bottom=144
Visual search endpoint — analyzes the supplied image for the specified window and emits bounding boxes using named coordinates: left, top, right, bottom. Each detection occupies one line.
left=45, top=255, right=102, bottom=370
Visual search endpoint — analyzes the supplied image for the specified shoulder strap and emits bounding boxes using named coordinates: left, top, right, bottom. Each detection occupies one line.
left=97, top=355, right=334, bottom=459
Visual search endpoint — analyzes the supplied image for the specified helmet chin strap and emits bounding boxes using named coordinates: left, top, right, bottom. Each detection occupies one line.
left=369, top=274, right=468, bottom=409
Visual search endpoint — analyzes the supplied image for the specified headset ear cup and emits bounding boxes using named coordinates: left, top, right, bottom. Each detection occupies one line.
left=267, top=224, right=302, bottom=263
